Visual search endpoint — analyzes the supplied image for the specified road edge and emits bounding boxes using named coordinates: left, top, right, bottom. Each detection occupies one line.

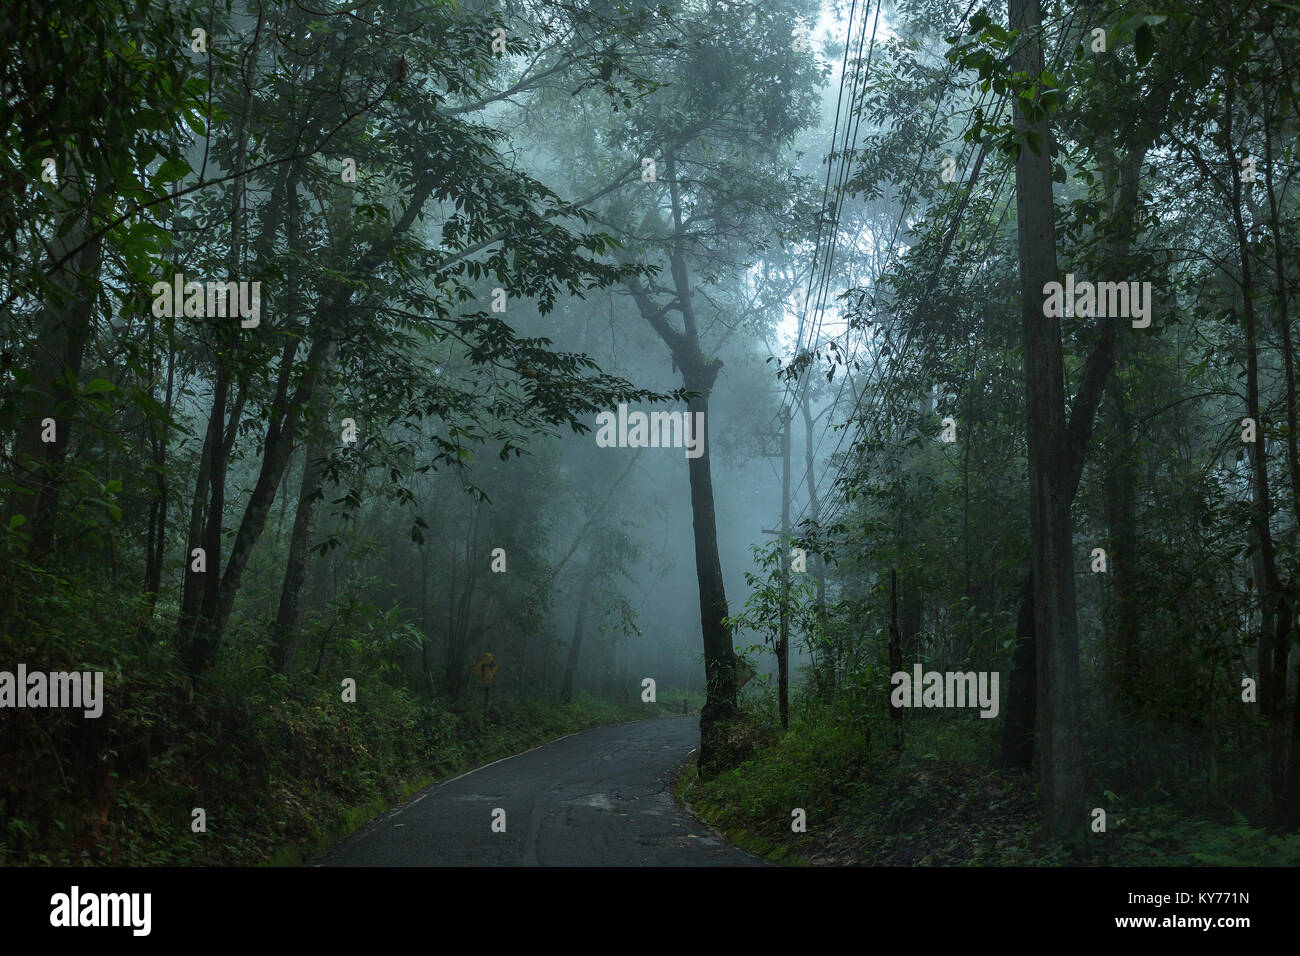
left=298, top=714, right=675, bottom=866
left=668, top=750, right=780, bottom=866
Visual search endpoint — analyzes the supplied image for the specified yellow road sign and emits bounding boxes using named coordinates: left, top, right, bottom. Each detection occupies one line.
left=472, top=653, right=498, bottom=685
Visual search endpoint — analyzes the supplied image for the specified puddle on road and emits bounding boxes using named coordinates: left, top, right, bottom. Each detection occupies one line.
left=572, top=793, right=616, bottom=811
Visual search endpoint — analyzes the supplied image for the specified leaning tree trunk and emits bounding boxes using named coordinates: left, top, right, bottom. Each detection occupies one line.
left=681, top=355, right=738, bottom=772
left=271, top=383, right=332, bottom=674
left=623, top=150, right=737, bottom=774
left=181, top=41, right=256, bottom=671
left=183, top=174, right=437, bottom=671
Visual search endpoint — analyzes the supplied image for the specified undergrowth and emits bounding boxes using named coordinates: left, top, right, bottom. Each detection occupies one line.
left=0, top=580, right=667, bottom=866
left=683, top=686, right=1300, bottom=866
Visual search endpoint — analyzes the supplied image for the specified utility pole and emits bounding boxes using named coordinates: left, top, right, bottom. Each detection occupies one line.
left=761, top=405, right=793, bottom=728
left=800, top=390, right=830, bottom=694
left=779, top=405, right=791, bottom=728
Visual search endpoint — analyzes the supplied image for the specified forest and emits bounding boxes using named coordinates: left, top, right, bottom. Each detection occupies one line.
left=2, top=0, right=1300, bottom=870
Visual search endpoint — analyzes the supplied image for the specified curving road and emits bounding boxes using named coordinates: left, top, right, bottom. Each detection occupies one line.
left=315, top=716, right=763, bottom=867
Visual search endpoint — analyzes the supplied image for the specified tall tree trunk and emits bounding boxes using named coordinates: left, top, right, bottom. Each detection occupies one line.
left=683, top=356, right=737, bottom=771
left=1000, top=141, right=1147, bottom=771
left=623, top=150, right=736, bottom=774
left=142, top=315, right=176, bottom=614
left=1290, top=662, right=1300, bottom=828
left=446, top=505, right=480, bottom=701
left=889, top=569, right=903, bottom=747
left=900, top=573, right=922, bottom=662
left=800, top=395, right=828, bottom=621
left=188, top=292, right=388, bottom=667
left=188, top=356, right=229, bottom=672
left=540, top=636, right=551, bottom=694
left=178, top=405, right=215, bottom=633
left=1102, top=373, right=1140, bottom=709
left=181, top=18, right=260, bottom=670
left=1263, top=100, right=1300, bottom=827
left=195, top=174, right=437, bottom=661
left=143, top=195, right=181, bottom=614
left=8, top=179, right=102, bottom=564
left=1010, top=0, right=1083, bottom=838
left=271, top=164, right=325, bottom=675
left=561, top=573, right=594, bottom=702
left=419, top=538, right=433, bottom=686
left=271, top=384, right=332, bottom=673
left=1000, top=575, right=1037, bottom=770
left=1223, top=78, right=1291, bottom=826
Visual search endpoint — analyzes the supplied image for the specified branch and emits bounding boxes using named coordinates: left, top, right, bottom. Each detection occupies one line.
left=3, top=77, right=398, bottom=314
left=551, top=446, right=643, bottom=579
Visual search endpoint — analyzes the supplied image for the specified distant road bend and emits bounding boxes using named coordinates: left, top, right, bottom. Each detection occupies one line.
left=317, top=716, right=763, bottom=866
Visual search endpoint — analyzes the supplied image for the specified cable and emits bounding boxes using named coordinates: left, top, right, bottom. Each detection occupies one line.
left=791, top=0, right=1093, bottom=537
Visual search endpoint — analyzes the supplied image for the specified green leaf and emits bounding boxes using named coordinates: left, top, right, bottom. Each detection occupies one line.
left=154, top=158, right=191, bottom=184
left=82, top=378, right=116, bottom=395
left=9, top=514, right=26, bottom=530
left=1134, top=23, right=1154, bottom=66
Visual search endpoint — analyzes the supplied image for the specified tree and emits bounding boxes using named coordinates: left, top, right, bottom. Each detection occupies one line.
left=545, top=0, right=823, bottom=770
left=1007, top=0, right=1084, bottom=838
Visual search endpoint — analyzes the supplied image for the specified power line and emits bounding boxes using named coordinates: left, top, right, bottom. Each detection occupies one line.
left=773, top=0, right=881, bottom=475
left=789, top=52, right=994, bottom=519
left=791, top=1, right=1092, bottom=537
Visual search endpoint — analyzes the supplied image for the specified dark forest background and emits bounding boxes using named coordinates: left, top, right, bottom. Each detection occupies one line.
left=3, top=0, right=1300, bottom=865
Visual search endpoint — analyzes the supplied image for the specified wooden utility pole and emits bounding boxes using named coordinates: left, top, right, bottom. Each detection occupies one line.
left=779, top=405, right=792, bottom=729
left=760, top=406, right=793, bottom=728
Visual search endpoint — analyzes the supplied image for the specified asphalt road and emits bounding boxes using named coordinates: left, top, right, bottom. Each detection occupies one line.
left=315, top=716, right=763, bottom=866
